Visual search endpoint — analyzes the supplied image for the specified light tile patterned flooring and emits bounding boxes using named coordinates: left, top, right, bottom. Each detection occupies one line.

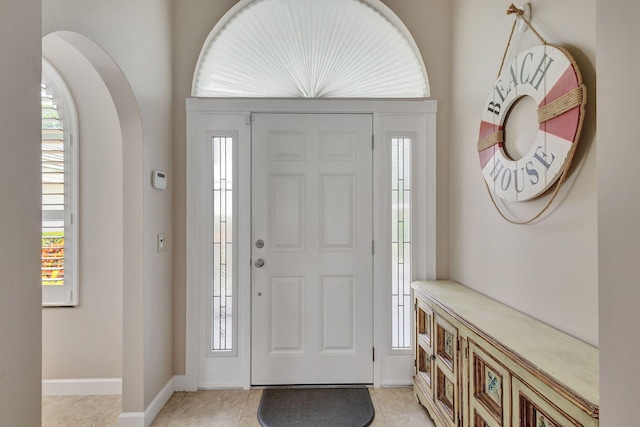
left=42, top=395, right=122, bottom=427
left=42, top=387, right=435, bottom=426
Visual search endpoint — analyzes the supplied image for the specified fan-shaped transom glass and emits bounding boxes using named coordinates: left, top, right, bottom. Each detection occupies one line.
left=193, top=0, right=430, bottom=98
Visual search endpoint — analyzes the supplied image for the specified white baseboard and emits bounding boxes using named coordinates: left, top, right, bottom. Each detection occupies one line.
left=117, top=412, right=144, bottom=427
left=118, top=376, right=176, bottom=427
left=143, top=376, right=175, bottom=426
left=42, top=378, right=122, bottom=396
left=173, top=374, right=187, bottom=392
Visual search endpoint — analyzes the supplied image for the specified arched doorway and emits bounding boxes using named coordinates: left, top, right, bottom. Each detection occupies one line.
left=40, top=31, right=144, bottom=415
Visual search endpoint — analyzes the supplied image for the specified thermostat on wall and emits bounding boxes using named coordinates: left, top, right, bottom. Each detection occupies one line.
left=152, top=170, right=167, bottom=190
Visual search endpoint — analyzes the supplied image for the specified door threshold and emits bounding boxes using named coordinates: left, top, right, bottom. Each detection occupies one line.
left=251, top=384, right=373, bottom=389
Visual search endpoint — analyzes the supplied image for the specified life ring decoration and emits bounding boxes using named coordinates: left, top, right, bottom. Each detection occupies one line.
left=478, top=44, right=586, bottom=202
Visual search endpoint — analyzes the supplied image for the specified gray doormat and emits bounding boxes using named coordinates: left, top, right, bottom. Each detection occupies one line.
left=257, top=387, right=375, bottom=427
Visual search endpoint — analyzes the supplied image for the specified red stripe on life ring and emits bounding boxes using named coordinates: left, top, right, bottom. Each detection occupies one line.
left=478, top=121, right=502, bottom=169
left=538, top=66, right=582, bottom=143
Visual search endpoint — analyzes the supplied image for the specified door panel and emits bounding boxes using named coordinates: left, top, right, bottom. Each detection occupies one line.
left=252, top=113, right=373, bottom=385
left=321, top=274, right=356, bottom=352
left=319, top=174, right=356, bottom=250
left=269, top=174, right=306, bottom=250
left=269, top=275, right=306, bottom=353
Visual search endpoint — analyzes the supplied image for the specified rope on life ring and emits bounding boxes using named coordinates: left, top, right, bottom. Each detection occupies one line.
left=478, top=4, right=586, bottom=224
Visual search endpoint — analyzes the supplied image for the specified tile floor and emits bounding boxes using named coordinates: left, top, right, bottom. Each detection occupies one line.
left=42, top=394, right=122, bottom=427
left=42, top=387, right=435, bottom=427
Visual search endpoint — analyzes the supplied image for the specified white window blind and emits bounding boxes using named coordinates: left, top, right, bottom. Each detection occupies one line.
left=41, top=83, right=65, bottom=286
left=193, top=0, right=429, bottom=98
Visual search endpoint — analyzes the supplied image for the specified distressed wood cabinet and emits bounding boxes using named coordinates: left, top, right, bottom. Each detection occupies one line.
left=412, top=281, right=599, bottom=427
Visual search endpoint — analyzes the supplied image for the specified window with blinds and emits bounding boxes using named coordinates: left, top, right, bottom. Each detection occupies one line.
left=192, top=0, right=429, bottom=98
left=42, top=60, right=78, bottom=306
left=41, top=82, right=65, bottom=287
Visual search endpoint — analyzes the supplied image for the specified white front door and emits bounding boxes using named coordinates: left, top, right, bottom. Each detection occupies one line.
left=251, top=113, right=374, bottom=385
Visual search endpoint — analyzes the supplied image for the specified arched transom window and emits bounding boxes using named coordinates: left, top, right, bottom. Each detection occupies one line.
left=192, top=0, right=430, bottom=98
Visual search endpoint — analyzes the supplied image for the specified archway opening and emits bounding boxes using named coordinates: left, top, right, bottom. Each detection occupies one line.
left=40, top=31, right=143, bottom=416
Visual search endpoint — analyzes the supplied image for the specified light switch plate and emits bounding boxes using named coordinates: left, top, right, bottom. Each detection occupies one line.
left=157, top=233, right=167, bottom=252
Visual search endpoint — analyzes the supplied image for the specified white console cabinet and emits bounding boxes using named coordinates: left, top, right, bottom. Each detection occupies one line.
left=412, top=281, right=599, bottom=427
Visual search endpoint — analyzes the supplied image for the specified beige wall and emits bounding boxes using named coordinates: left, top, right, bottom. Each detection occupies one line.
left=4, top=1, right=638, bottom=423
left=42, top=35, right=123, bottom=380
left=171, top=0, right=239, bottom=377
left=43, top=0, right=174, bottom=410
left=171, top=0, right=454, bottom=375
left=381, top=0, right=453, bottom=280
left=596, top=0, right=640, bottom=424
left=0, top=0, right=42, bottom=424
left=449, top=0, right=598, bottom=346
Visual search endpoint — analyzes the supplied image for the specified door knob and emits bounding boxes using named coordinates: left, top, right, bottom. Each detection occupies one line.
left=255, top=258, right=265, bottom=268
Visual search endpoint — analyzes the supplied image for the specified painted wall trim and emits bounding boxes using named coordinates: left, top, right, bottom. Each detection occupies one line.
left=173, top=374, right=187, bottom=392
left=118, top=376, right=176, bottom=427
left=118, top=412, right=144, bottom=427
left=42, top=378, right=122, bottom=396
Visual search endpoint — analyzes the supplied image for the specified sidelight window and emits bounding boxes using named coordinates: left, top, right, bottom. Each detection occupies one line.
left=391, top=136, right=412, bottom=349
left=211, top=135, right=235, bottom=352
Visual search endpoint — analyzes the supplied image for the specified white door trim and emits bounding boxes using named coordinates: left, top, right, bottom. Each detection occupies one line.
left=185, top=98, right=437, bottom=391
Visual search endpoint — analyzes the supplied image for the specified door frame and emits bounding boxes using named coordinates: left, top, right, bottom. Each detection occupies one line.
left=185, top=98, right=437, bottom=391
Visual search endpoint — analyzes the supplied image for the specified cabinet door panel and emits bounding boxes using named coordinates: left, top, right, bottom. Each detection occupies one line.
left=512, top=377, right=581, bottom=427
left=435, top=313, right=458, bottom=374
left=415, top=299, right=434, bottom=399
left=434, top=312, right=459, bottom=427
left=416, top=299, right=433, bottom=347
left=469, top=340, right=511, bottom=426
left=436, top=367, right=457, bottom=425
left=417, top=342, right=434, bottom=397
left=474, top=410, right=494, bottom=427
